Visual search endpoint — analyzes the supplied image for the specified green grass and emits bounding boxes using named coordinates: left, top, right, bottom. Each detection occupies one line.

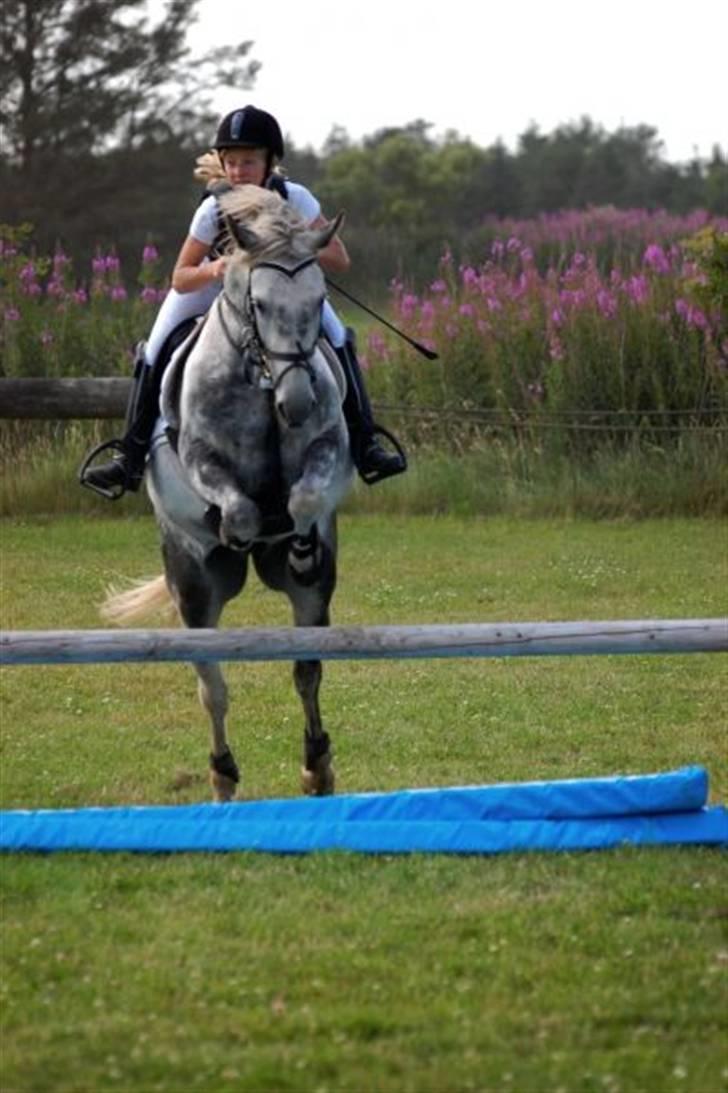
left=1, top=515, right=727, bottom=1092
left=2, top=422, right=726, bottom=519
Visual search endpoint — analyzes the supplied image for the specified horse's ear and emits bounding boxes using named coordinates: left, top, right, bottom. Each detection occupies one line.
left=312, top=211, right=345, bottom=252
left=224, top=214, right=259, bottom=253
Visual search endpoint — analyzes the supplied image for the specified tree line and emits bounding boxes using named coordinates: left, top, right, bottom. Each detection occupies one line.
left=2, top=0, right=726, bottom=296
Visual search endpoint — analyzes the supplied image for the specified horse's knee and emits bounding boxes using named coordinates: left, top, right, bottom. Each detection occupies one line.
left=219, top=497, right=261, bottom=549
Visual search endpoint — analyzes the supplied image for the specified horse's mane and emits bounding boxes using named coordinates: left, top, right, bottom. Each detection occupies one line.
left=215, top=185, right=311, bottom=263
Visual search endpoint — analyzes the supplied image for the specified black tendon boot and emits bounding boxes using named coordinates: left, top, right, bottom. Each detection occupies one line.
left=79, top=342, right=161, bottom=499
left=335, top=328, right=407, bottom=485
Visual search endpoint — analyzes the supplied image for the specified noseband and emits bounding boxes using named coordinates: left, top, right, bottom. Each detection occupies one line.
left=217, top=256, right=320, bottom=390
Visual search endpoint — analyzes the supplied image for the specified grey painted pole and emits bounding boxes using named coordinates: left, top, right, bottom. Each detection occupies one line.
left=1, top=620, right=726, bottom=666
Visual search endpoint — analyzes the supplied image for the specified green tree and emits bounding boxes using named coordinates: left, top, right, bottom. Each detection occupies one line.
left=0, top=0, right=258, bottom=265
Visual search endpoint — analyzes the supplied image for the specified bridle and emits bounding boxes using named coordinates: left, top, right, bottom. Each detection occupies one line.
left=216, top=256, right=321, bottom=390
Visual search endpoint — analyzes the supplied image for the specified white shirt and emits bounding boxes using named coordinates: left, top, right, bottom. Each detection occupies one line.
left=189, top=182, right=321, bottom=246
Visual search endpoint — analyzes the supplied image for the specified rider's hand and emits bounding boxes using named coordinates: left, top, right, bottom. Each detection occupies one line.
left=211, top=257, right=228, bottom=281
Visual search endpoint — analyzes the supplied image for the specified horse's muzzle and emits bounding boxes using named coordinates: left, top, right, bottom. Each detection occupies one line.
left=275, top=373, right=317, bottom=428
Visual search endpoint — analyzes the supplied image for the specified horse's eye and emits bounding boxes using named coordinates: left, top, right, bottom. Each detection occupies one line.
left=254, top=298, right=267, bottom=315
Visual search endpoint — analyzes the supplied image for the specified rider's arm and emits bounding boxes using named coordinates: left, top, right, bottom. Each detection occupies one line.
left=171, top=236, right=227, bottom=294
left=310, top=215, right=350, bottom=275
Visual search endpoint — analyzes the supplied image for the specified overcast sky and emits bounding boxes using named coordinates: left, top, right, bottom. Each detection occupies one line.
left=185, top=0, right=726, bottom=164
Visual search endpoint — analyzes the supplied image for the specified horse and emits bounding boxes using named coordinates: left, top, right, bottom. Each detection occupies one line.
left=102, top=185, right=354, bottom=801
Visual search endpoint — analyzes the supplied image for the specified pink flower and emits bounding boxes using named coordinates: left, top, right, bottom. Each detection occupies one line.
left=92, top=255, right=107, bottom=275
left=110, top=284, right=127, bottom=301
left=624, top=275, right=649, bottom=305
left=643, top=244, right=671, bottom=274
left=367, top=330, right=389, bottom=359
left=399, top=293, right=418, bottom=319
left=675, top=298, right=709, bottom=331
left=142, top=244, right=159, bottom=264
left=72, top=288, right=88, bottom=304
left=597, top=289, right=617, bottom=319
left=140, top=286, right=159, bottom=304
left=459, top=303, right=475, bottom=318
left=104, top=255, right=120, bottom=272
left=4, top=307, right=20, bottom=321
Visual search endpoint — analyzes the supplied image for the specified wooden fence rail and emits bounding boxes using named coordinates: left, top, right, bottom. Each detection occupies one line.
left=0, top=378, right=130, bottom=419
left=1, top=620, right=726, bottom=667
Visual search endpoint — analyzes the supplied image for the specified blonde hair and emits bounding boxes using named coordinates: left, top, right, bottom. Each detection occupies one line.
left=193, top=149, right=287, bottom=187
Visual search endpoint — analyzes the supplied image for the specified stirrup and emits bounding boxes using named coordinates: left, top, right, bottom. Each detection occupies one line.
left=78, top=438, right=133, bottom=501
left=358, top=425, right=408, bottom=486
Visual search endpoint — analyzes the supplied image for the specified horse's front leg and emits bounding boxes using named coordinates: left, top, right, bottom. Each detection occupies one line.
left=287, top=430, right=348, bottom=538
left=181, top=444, right=262, bottom=550
left=195, top=661, right=240, bottom=802
left=287, top=430, right=349, bottom=582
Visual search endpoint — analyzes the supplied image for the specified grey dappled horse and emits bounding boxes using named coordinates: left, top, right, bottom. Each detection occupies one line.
left=104, top=187, right=354, bottom=800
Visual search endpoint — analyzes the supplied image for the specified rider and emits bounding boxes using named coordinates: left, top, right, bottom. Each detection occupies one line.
left=81, top=105, right=406, bottom=497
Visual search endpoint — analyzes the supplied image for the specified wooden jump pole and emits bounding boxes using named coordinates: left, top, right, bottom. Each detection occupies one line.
left=1, top=620, right=726, bottom=667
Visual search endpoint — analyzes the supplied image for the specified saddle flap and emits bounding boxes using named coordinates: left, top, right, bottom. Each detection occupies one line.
left=318, top=338, right=347, bottom=402
left=160, top=318, right=206, bottom=431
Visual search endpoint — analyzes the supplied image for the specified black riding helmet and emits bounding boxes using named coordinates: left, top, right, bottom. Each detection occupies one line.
left=214, top=106, right=285, bottom=160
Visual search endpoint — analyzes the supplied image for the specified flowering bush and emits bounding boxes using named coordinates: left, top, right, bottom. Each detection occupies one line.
left=364, top=209, right=728, bottom=441
left=1, top=224, right=168, bottom=377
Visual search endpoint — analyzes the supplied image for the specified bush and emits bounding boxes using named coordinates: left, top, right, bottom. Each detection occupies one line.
left=1, top=224, right=167, bottom=378
left=364, top=212, right=728, bottom=453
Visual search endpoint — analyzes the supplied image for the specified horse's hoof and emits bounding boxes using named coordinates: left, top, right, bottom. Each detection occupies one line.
left=300, top=755, right=335, bottom=796
left=209, top=748, right=240, bottom=802
left=210, top=769, right=238, bottom=802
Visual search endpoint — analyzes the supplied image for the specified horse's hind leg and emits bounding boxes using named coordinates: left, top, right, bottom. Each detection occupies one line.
left=296, top=648, right=335, bottom=796
left=291, top=563, right=336, bottom=797
left=254, top=534, right=336, bottom=796
left=163, top=538, right=247, bottom=802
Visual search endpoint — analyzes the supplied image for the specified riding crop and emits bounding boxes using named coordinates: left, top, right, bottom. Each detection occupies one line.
left=326, top=278, right=439, bottom=360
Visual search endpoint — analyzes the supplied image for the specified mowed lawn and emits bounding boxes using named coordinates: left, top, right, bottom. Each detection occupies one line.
left=1, top=514, right=726, bottom=1093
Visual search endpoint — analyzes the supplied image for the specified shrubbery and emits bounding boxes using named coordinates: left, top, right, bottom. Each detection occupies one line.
left=1, top=224, right=167, bottom=378
left=1, top=209, right=726, bottom=519
left=363, top=208, right=728, bottom=449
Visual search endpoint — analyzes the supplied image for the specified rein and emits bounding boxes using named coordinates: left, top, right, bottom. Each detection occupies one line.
left=217, top=256, right=320, bottom=390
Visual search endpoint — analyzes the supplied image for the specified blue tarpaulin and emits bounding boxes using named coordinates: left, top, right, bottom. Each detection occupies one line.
left=1, top=766, right=725, bottom=855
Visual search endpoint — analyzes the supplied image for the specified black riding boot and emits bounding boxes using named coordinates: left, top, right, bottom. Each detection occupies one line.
left=335, top=329, right=407, bottom=485
left=79, top=343, right=162, bottom=499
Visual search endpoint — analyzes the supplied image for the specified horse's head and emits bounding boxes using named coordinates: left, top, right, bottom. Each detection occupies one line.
left=219, top=187, right=343, bottom=428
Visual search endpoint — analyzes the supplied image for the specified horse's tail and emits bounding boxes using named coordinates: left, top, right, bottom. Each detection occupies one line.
left=101, top=575, right=176, bottom=626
